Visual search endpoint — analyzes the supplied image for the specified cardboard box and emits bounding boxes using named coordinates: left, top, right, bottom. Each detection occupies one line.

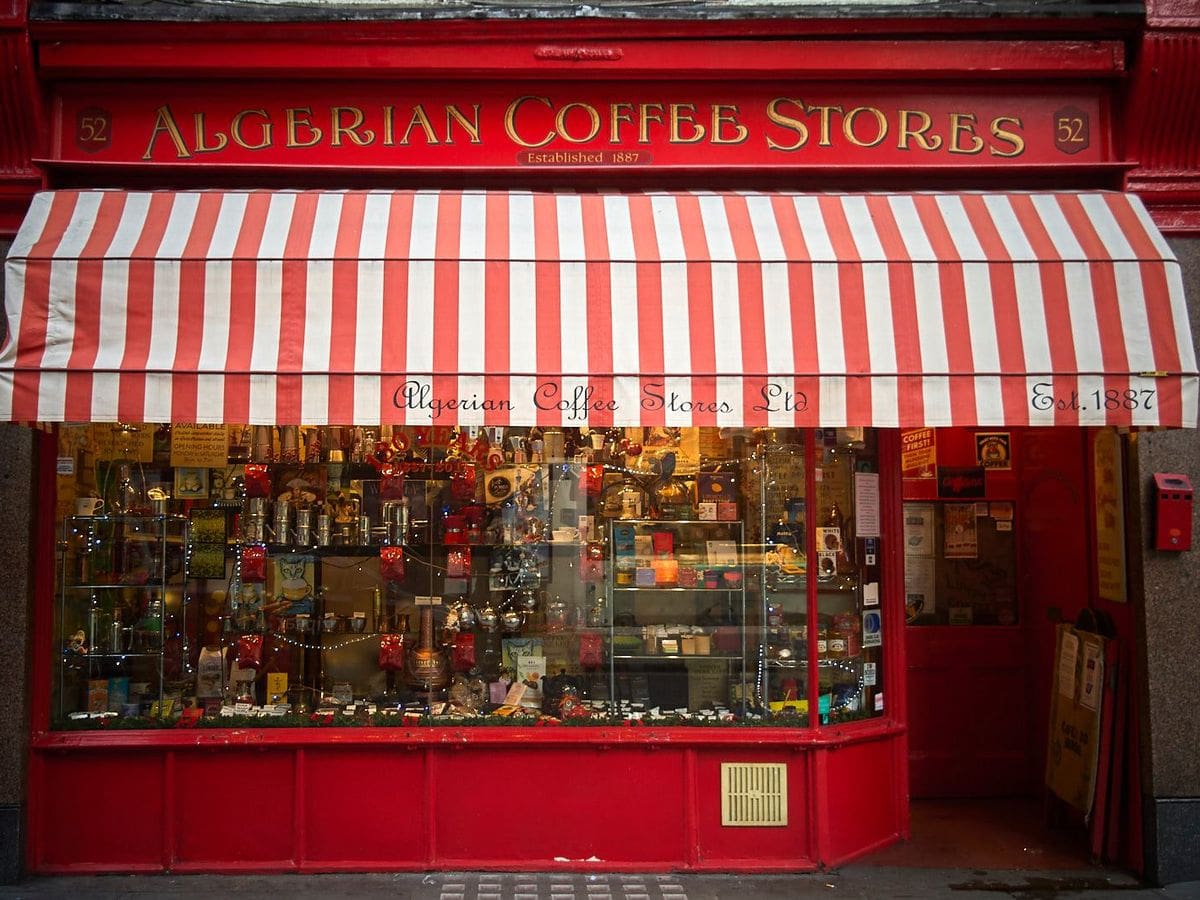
left=515, top=655, right=545, bottom=708
left=697, top=472, right=735, bottom=502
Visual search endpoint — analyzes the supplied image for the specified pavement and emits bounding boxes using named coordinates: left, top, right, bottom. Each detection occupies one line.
left=1, top=870, right=1199, bottom=900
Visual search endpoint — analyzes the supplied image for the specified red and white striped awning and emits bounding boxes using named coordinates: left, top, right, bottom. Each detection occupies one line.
left=2, top=189, right=1196, bottom=429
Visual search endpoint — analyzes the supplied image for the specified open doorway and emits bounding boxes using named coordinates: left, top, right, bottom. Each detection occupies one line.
left=874, top=428, right=1140, bottom=872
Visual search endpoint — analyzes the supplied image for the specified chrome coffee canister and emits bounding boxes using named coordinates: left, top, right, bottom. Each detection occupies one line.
left=317, top=514, right=332, bottom=546
left=273, top=498, right=291, bottom=544
left=295, top=507, right=313, bottom=546
left=244, top=516, right=266, bottom=543
left=397, top=499, right=410, bottom=545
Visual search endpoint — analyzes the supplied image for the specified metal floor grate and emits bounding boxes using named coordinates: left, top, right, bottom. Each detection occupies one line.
left=434, top=874, right=689, bottom=900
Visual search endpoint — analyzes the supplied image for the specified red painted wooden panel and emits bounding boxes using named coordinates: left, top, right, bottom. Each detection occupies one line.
left=36, top=37, right=1125, bottom=80
left=302, top=748, right=426, bottom=864
left=173, top=750, right=295, bottom=866
left=907, top=629, right=1033, bottom=797
left=1020, top=429, right=1089, bottom=791
left=693, top=749, right=812, bottom=865
left=36, top=751, right=164, bottom=868
left=433, top=747, right=688, bottom=866
left=31, top=733, right=903, bottom=871
left=825, top=739, right=902, bottom=863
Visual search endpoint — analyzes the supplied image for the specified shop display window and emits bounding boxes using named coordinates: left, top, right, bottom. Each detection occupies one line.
left=52, top=424, right=885, bottom=728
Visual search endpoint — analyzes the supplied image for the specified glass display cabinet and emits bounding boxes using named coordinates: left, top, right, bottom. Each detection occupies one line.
left=57, top=514, right=189, bottom=720
left=607, top=519, right=747, bottom=717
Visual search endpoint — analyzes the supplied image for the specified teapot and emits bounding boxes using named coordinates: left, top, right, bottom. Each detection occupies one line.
left=541, top=669, right=582, bottom=716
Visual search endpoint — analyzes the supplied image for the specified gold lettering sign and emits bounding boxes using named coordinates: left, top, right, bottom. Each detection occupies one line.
left=93, top=424, right=154, bottom=463
left=170, top=423, right=229, bottom=468
left=125, top=95, right=1038, bottom=163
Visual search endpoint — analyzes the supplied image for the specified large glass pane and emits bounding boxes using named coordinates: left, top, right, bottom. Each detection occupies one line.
left=51, top=423, right=885, bottom=728
left=813, top=429, right=885, bottom=724
left=754, top=435, right=810, bottom=721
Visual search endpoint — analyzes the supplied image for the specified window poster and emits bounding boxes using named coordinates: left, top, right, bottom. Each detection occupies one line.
left=903, top=502, right=936, bottom=621
left=170, top=423, right=229, bottom=468
left=854, top=472, right=881, bottom=537
left=1080, top=639, right=1104, bottom=712
left=975, top=432, right=1012, bottom=469
left=901, top=428, right=937, bottom=478
left=943, top=503, right=979, bottom=559
left=904, top=556, right=935, bottom=621
left=92, top=424, right=154, bottom=462
left=903, top=504, right=935, bottom=557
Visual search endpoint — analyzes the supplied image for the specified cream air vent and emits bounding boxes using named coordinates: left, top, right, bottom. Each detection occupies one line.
left=720, top=762, right=788, bottom=826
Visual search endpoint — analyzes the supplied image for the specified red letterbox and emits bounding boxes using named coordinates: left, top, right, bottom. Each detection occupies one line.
left=1153, top=473, right=1193, bottom=551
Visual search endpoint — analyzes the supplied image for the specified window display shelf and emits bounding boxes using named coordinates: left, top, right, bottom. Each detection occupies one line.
left=56, top=514, right=187, bottom=722
left=260, top=543, right=384, bottom=556
left=62, top=583, right=165, bottom=591
left=246, top=540, right=602, bottom=556
left=814, top=582, right=860, bottom=594
left=612, top=653, right=742, bottom=661
left=767, top=657, right=866, bottom=669
left=611, top=585, right=742, bottom=593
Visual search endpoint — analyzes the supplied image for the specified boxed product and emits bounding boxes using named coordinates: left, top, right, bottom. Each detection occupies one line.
left=697, top=472, right=735, bottom=502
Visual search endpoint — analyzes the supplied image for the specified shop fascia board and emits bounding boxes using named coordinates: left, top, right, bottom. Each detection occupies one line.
left=32, top=31, right=1127, bottom=80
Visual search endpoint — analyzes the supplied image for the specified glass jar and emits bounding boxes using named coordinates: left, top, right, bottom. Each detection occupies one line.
left=828, top=630, right=848, bottom=659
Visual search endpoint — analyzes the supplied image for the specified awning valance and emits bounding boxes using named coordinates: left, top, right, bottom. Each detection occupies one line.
left=2, top=189, right=1196, bottom=428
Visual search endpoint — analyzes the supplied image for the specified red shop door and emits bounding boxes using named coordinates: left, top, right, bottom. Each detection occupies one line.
left=905, top=429, right=1090, bottom=798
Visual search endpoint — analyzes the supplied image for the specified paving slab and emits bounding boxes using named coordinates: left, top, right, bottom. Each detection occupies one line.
left=1, top=869, right=1198, bottom=900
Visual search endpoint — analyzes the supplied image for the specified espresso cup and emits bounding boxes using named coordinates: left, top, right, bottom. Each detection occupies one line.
left=75, top=496, right=104, bottom=516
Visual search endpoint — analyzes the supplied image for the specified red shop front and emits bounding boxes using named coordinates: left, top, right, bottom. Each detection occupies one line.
left=5, top=26, right=1198, bottom=874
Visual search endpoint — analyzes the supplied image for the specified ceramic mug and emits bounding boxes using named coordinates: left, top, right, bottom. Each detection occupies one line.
left=75, top=496, right=104, bottom=516
left=552, top=527, right=580, bottom=543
